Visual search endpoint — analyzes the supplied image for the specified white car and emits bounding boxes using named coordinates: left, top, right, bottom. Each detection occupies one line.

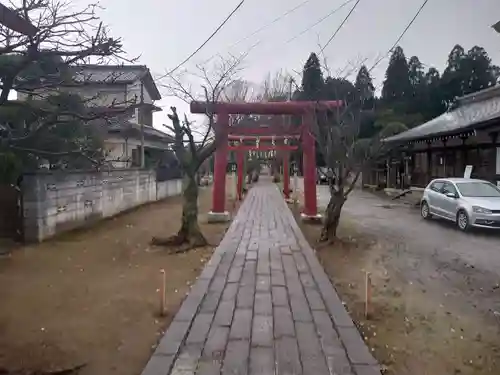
left=420, top=178, right=500, bottom=231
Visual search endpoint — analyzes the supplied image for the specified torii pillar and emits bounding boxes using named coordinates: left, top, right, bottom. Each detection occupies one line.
left=209, top=112, right=230, bottom=222
left=301, top=113, right=320, bottom=219
left=236, top=150, right=245, bottom=200
left=282, top=152, right=291, bottom=202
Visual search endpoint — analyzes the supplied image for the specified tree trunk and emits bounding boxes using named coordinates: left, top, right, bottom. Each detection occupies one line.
left=320, top=190, right=345, bottom=243
left=177, top=173, right=207, bottom=246
left=151, top=173, right=207, bottom=250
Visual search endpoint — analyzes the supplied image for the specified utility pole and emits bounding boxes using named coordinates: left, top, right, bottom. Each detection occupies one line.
left=139, top=81, right=145, bottom=168
left=287, top=77, right=294, bottom=126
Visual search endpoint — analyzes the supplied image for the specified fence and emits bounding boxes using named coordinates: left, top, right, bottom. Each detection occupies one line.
left=156, top=164, right=182, bottom=182
left=22, top=169, right=182, bottom=242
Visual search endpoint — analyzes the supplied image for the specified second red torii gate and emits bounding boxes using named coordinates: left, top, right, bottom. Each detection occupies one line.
left=228, top=134, right=299, bottom=201
left=190, top=100, right=342, bottom=221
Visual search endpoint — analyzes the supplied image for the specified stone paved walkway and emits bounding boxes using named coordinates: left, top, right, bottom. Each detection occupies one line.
left=141, top=183, right=379, bottom=375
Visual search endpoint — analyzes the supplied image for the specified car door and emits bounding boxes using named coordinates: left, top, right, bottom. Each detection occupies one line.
left=427, top=180, right=444, bottom=215
left=439, top=182, right=460, bottom=220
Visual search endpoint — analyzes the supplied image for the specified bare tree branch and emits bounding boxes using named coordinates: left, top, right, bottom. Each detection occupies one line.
left=0, top=0, right=137, bottom=172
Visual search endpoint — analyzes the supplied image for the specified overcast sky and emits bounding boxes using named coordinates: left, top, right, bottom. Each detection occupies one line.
left=96, top=0, right=500, bottom=131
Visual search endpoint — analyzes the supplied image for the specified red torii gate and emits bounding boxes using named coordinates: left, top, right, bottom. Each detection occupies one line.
left=228, top=134, right=299, bottom=201
left=190, top=100, right=342, bottom=221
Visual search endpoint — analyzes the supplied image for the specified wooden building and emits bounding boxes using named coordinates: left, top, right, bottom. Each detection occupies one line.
left=364, top=85, right=500, bottom=189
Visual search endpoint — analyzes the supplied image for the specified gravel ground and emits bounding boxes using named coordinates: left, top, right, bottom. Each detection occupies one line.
left=297, top=181, right=500, bottom=374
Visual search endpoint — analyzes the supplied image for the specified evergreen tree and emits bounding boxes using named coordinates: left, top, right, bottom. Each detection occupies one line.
left=354, top=65, right=375, bottom=108
left=422, top=67, right=445, bottom=119
left=440, top=44, right=467, bottom=107
left=381, top=46, right=411, bottom=110
left=323, top=76, right=355, bottom=102
left=408, top=56, right=424, bottom=88
left=463, top=46, right=499, bottom=94
left=441, top=44, right=499, bottom=107
left=300, top=52, right=324, bottom=100
left=407, top=56, right=425, bottom=113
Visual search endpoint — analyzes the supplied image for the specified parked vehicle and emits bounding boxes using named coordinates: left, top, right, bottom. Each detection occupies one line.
left=316, top=167, right=332, bottom=185
left=420, top=178, right=500, bottom=231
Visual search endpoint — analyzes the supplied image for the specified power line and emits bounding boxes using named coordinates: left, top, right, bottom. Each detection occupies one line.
left=368, top=0, right=430, bottom=73
left=320, top=0, right=361, bottom=53
left=202, top=0, right=314, bottom=65
left=285, top=0, right=355, bottom=45
left=157, top=0, right=245, bottom=81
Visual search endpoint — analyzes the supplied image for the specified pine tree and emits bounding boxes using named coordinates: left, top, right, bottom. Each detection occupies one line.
left=422, top=67, right=445, bottom=119
left=463, top=46, right=499, bottom=94
left=354, top=65, right=375, bottom=108
left=440, top=44, right=467, bottom=107
left=407, top=56, right=425, bottom=113
left=300, top=52, right=324, bottom=100
left=408, top=56, right=424, bottom=88
left=381, top=46, right=411, bottom=110
left=323, top=77, right=355, bottom=102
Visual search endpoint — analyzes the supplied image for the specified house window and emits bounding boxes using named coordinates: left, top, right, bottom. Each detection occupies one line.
left=131, top=148, right=140, bottom=167
left=138, top=106, right=153, bottom=126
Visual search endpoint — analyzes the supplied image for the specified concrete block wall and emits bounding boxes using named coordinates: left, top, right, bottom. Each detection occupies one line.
left=156, top=178, right=182, bottom=200
left=22, top=169, right=183, bottom=242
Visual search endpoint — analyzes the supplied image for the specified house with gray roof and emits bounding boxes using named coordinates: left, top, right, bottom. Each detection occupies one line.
left=18, top=64, right=175, bottom=169
left=70, top=64, right=174, bottom=168
left=368, top=85, right=500, bottom=189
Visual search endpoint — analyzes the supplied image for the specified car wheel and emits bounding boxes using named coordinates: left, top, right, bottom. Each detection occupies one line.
left=456, top=210, right=470, bottom=232
left=421, top=201, right=432, bottom=219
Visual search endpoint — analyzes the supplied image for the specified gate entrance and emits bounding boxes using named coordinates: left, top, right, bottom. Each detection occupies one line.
left=190, top=100, right=342, bottom=221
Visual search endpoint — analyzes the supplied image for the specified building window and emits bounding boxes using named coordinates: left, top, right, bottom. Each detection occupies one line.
left=131, top=148, right=140, bottom=167
left=138, top=106, right=153, bottom=126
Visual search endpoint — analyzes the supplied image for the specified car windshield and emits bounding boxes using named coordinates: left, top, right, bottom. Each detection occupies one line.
left=455, top=182, right=500, bottom=197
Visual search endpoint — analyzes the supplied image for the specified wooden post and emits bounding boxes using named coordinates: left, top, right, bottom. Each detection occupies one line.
left=159, top=269, right=166, bottom=316
left=232, top=169, right=237, bottom=208
left=293, top=171, right=299, bottom=204
left=365, top=272, right=372, bottom=319
left=283, top=152, right=290, bottom=200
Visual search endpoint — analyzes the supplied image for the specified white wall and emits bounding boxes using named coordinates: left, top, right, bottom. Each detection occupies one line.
left=22, top=170, right=183, bottom=242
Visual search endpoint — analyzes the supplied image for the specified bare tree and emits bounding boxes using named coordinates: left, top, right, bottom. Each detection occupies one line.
left=0, top=0, right=136, bottom=174
left=151, top=56, right=244, bottom=250
left=258, top=70, right=292, bottom=102
left=257, top=71, right=294, bottom=180
left=311, top=98, right=406, bottom=242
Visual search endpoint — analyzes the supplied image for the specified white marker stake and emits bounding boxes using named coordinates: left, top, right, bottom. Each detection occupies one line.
left=160, top=269, right=166, bottom=316
left=365, top=271, right=372, bottom=319
left=293, top=172, right=299, bottom=203
left=232, top=171, right=237, bottom=205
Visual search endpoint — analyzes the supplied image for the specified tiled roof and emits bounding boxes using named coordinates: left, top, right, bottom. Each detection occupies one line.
left=101, top=118, right=174, bottom=143
left=73, top=65, right=145, bottom=83
left=385, top=85, right=500, bottom=143
left=71, top=65, right=162, bottom=101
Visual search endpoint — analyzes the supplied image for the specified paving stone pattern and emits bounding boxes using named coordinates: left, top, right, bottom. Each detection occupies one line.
left=141, top=183, right=380, bottom=375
